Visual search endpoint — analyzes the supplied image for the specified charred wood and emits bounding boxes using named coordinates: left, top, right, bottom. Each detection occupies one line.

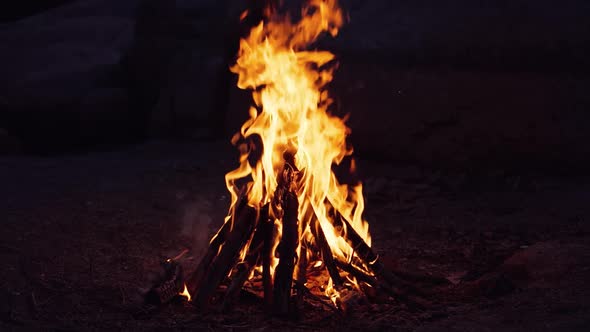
left=186, top=188, right=249, bottom=294
left=332, top=213, right=431, bottom=308
left=222, top=207, right=268, bottom=309
left=272, top=190, right=299, bottom=316
left=260, top=206, right=274, bottom=307
left=193, top=203, right=258, bottom=307
left=310, top=218, right=343, bottom=287
left=145, top=260, right=183, bottom=305
left=294, top=240, right=308, bottom=311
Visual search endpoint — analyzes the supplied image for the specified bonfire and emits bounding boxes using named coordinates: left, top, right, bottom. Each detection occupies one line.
left=147, top=0, right=427, bottom=316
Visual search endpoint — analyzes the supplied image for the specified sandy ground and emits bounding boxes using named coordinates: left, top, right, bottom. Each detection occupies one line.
left=1, top=140, right=589, bottom=331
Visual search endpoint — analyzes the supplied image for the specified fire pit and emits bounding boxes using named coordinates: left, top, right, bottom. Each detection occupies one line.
left=147, top=0, right=427, bottom=317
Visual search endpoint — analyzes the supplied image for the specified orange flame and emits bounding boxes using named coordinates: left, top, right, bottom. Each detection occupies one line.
left=226, top=0, right=370, bottom=302
left=179, top=283, right=191, bottom=302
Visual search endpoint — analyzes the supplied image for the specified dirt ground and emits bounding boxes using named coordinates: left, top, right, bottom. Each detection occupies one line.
left=1, top=140, right=589, bottom=331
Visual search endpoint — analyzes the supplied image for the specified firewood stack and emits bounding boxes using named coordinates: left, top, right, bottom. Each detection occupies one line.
left=146, top=152, right=430, bottom=317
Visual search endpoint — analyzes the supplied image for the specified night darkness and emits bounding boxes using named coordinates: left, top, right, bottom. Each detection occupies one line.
left=1, top=0, right=590, bottom=330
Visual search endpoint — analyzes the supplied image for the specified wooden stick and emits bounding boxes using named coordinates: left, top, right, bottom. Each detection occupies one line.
left=293, top=279, right=343, bottom=317
left=268, top=151, right=300, bottom=316
left=272, top=190, right=299, bottom=316
left=332, top=213, right=431, bottom=308
left=333, top=212, right=395, bottom=283
left=335, top=258, right=427, bottom=309
left=294, top=201, right=314, bottom=310
left=260, top=206, right=274, bottom=307
left=185, top=220, right=229, bottom=294
left=332, top=213, right=378, bottom=269
left=294, top=240, right=308, bottom=311
left=310, top=217, right=343, bottom=287
left=335, top=260, right=378, bottom=288
left=186, top=189, right=249, bottom=294
left=222, top=207, right=268, bottom=309
left=193, top=203, right=258, bottom=307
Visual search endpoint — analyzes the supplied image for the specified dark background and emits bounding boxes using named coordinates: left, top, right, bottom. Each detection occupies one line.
left=1, top=1, right=590, bottom=330
left=1, top=0, right=589, bottom=171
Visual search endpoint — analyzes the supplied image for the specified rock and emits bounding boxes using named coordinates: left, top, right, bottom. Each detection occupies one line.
left=500, top=241, right=590, bottom=288
left=332, top=65, right=590, bottom=170
left=0, top=0, right=138, bottom=151
left=127, top=0, right=243, bottom=138
left=4, top=59, right=120, bottom=109
left=0, top=128, right=22, bottom=154
left=148, top=50, right=227, bottom=138
left=465, top=241, right=590, bottom=299
left=76, top=88, right=131, bottom=141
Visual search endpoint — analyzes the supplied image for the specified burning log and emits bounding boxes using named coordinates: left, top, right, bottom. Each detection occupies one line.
left=332, top=213, right=431, bottom=308
left=310, top=217, right=343, bottom=287
left=192, top=202, right=258, bottom=307
left=185, top=187, right=249, bottom=295
left=261, top=207, right=274, bottom=307
left=335, top=260, right=378, bottom=289
left=294, top=239, right=308, bottom=310
left=272, top=189, right=299, bottom=316
left=222, top=206, right=268, bottom=309
left=271, top=153, right=300, bottom=316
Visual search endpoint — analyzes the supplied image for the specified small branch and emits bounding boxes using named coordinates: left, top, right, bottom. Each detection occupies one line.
left=310, top=217, right=343, bottom=287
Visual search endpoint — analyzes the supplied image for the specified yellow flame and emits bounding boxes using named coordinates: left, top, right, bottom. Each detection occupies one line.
left=325, top=277, right=340, bottom=307
left=224, top=0, right=371, bottom=296
left=179, top=283, right=191, bottom=302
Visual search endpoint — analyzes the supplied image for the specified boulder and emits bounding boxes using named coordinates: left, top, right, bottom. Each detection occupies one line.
left=143, top=0, right=247, bottom=138
left=0, top=128, right=22, bottom=154
left=500, top=241, right=590, bottom=289
left=0, top=0, right=138, bottom=152
left=332, top=63, right=590, bottom=170
left=124, top=0, right=179, bottom=118
left=149, top=50, right=226, bottom=138
left=465, top=240, right=590, bottom=300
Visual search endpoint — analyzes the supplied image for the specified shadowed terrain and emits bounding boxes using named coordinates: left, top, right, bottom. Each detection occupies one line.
left=1, top=141, right=590, bottom=330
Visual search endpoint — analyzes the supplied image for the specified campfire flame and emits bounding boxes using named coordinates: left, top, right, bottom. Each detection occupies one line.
left=179, top=283, right=191, bottom=302
left=223, top=0, right=371, bottom=302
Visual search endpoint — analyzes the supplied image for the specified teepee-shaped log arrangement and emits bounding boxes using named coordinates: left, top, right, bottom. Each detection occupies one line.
left=144, top=0, right=442, bottom=317
left=146, top=153, right=431, bottom=317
